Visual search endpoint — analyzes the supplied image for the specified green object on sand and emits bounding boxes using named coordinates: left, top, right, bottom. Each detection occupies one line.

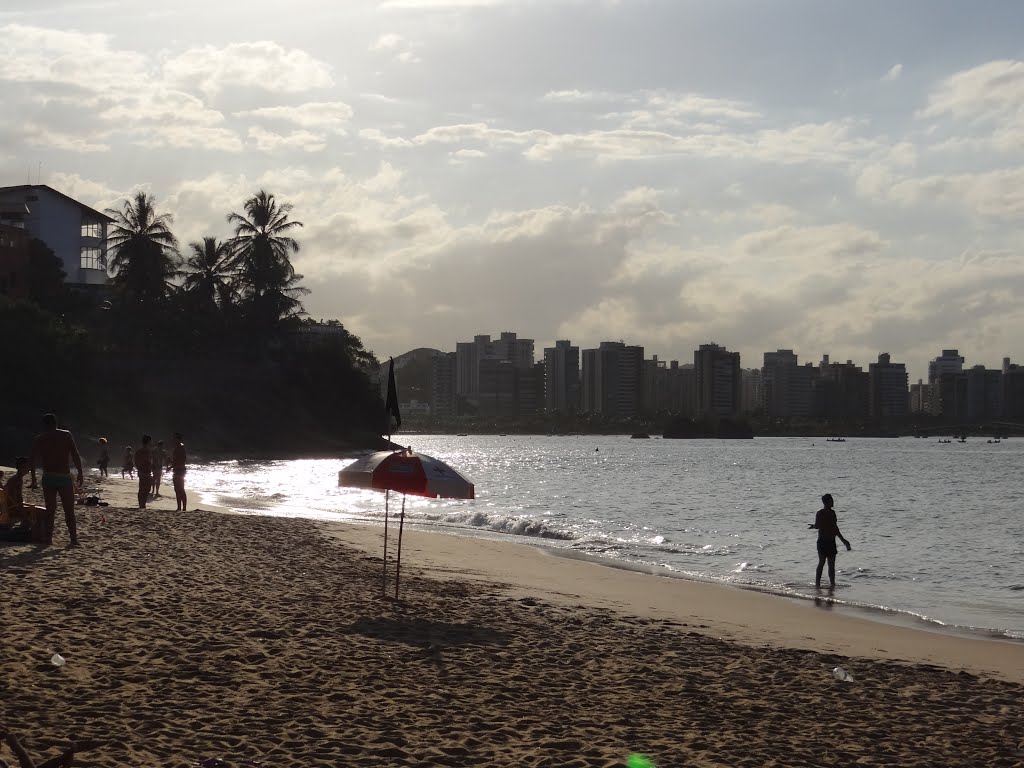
left=627, top=754, right=655, bottom=768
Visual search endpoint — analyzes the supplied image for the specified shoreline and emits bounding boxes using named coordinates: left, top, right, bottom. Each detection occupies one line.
left=22, top=470, right=1021, bottom=652
left=322, top=520, right=1024, bottom=686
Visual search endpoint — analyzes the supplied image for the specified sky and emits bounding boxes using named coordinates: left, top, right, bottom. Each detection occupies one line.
left=2, top=0, right=1023, bottom=381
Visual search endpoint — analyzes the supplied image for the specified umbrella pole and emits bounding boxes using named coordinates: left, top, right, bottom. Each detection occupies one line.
left=395, top=494, right=406, bottom=600
left=382, top=489, right=390, bottom=596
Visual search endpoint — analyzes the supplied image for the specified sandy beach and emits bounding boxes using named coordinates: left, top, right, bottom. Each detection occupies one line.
left=2, top=474, right=1022, bottom=767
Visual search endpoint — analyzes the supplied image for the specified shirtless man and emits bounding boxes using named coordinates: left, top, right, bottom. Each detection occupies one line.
left=151, top=439, right=167, bottom=499
left=171, top=433, right=187, bottom=511
left=134, top=434, right=154, bottom=509
left=29, top=413, right=84, bottom=545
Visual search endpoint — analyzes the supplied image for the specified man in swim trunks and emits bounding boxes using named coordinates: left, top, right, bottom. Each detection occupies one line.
left=134, top=434, right=154, bottom=509
left=171, top=433, right=187, bottom=512
left=808, top=493, right=851, bottom=590
left=29, top=413, right=84, bottom=545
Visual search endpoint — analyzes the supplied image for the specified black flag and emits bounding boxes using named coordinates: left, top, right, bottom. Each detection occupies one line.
left=385, top=357, right=401, bottom=430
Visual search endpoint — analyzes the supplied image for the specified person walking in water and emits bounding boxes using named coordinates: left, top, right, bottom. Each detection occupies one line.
left=171, top=433, right=187, bottom=511
left=808, top=493, right=851, bottom=589
left=28, top=413, right=84, bottom=545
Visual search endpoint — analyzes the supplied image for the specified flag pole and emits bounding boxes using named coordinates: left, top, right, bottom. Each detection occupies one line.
left=395, top=494, right=406, bottom=600
left=382, top=489, right=390, bottom=596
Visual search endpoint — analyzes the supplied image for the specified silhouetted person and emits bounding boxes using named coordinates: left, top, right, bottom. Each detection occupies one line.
left=171, top=433, right=187, bottom=511
left=152, top=439, right=167, bottom=499
left=97, top=437, right=110, bottom=478
left=29, top=413, right=83, bottom=545
left=134, top=435, right=154, bottom=509
left=808, top=493, right=851, bottom=589
left=122, top=446, right=134, bottom=479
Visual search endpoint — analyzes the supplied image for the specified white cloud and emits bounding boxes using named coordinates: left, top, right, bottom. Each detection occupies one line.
left=162, top=41, right=334, bottom=97
left=25, top=124, right=109, bottom=152
left=372, top=33, right=405, bottom=50
left=0, top=23, right=150, bottom=91
left=922, top=59, right=1024, bottom=121
left=882, top=63, right=903, bottom=82
left=236, top=101, right=354, bottom=132
left=247, top=126, right=328, bottom=153
left=449, top=148, right=486, bottom=163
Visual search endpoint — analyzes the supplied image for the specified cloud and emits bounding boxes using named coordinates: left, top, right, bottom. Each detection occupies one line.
left=449, top=148, right=486, bottom=163
left=25, top=124, right=109, bottom=152
left=247, top=126, right=328, bottom=152
left=383, top=118, right=879, bottom=166
left=920, top=59, right=1024, bottom=152
left=236, top=102, right=354, bottom=132
left=162, top=41, right=334, bottom=97
left=372, top=33, right=406, bottom=50
left=922, top=59, right=1024, bottom=122
left=0, top=23, right=149, bottom=92
left=882, top=63, right=903, bottom=82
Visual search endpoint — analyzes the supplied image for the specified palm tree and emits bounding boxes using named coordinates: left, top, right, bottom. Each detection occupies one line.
left=104, top=191, right=181, bottom=302
left=183, top=237, right=236, bottom=312
left=226, top=190, right=308, bottom=328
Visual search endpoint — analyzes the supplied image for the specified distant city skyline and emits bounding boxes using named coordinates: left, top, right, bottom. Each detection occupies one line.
left=398, top=329, right=1012, bottom=386
left=3, top=1, right=1023, bottom=380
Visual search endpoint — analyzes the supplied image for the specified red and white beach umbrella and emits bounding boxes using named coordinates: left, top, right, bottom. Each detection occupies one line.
left=338, top=448, right=475, bottom=598
left=338, top=449, right=475, bottom=500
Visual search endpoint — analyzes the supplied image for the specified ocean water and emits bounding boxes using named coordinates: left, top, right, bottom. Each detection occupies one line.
left=186, top=435, right=1024, bottom=641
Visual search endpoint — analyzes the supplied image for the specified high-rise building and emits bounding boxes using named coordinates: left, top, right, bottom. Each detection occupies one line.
left=544, top=340, right=579, bottom=413
left=963, top=366, right=1003, bottom=421
left=740, top=369, right=763, bottom=415
left=869, top=353, right=909, bottom=418
left=430, top=352, right=458, bottom=420
left=909, top=379, right=932, bottom=414
left=493, top=331, right=534, bottom=370
left=928, top=349, right=965, bottom=415
left=1003, top=359, right=1024, bottom=419
left=694, top=343, right=741, bottom=417
left=814, top=360, right=869, bottom=420
left=580, top=341, right=644, bottom=418
left=762, top=349, right=816, bottom=417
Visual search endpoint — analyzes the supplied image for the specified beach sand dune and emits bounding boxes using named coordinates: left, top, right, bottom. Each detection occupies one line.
left=1, top=502, right=1022, bottom=767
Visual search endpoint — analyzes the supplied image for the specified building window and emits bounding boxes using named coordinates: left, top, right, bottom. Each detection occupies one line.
left=81, top=247, right=102, bottom=271
left=81, top=220, right=101, bottom=238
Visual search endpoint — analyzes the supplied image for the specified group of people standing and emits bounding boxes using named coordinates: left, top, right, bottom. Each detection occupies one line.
left=127, top=434, right=188, bottom=512
left=97, top=431, right=188, bottom=512
left=2, top=414, right=190, bottom=546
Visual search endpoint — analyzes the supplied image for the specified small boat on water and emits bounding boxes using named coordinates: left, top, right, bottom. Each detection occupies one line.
left=826, top=437, right=846, bottom=442
left=630, top=432, right=651, bottom=439
left=938, top=439, right=952, bottom=444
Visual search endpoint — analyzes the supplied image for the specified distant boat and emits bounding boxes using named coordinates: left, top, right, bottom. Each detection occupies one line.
left=456, top=433, right=468, bottom=436
left=826, top=437, right=846, bottom=442
left=630, top=432, right=651, bottom=439
left=938, top=439, right=952, bottom=444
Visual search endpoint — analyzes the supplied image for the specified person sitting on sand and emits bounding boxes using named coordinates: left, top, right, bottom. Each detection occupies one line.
left=808, top=493, right=851, bottom=590
left=2, top=457, right=43, bottom=531
left=97, top=438, right=110, bottom=478
left=29, top=413, right=84, bottom=546
left=122, top=446, right=134, bottom=479
left=171, top=433, right=187, bottom=512
left=134, top=435, right=154, bottom=509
